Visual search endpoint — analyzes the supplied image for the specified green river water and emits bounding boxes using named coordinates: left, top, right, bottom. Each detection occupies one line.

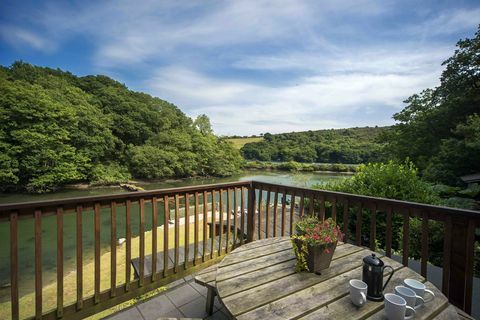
left=0, top=170, right=349, bottom=302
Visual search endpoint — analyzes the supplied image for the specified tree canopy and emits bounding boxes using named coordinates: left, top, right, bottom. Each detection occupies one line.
left=240, top=127, right=387, bottom=164
left=383, top=26, right=480, bottom=185
left=0, top=62, right=242, bottom=192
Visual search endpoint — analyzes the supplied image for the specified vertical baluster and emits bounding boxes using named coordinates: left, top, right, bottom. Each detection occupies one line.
left=202, top=191, right=208, bottom=261
left=174, top=195, right=180, bottom=272
left=342, top=200, right=349, bottom=241
left=299, top=193, right=305, bottom=218
left=257, top=188, right=263, bottom=240
left=402, top=209, right=410, bottom=267
left=139, top=199, right=145, bottom=285
left=356, top=203, right=362, bottom=246
left=194, top=192, right=199, bottom=265
left=385, top=207, right=392, bottom=258
left=125, top=200, right=131, bottom=291
left=163, top=196, right=169, bottom=277
left=464, top=219, right=475, bottom=314
left=226, top=189, right=231, bottom=252
left=184, top=193, right=190, bottom=268
left=218, top=190, right=224, bottom=255
left=281, top=190, right=287, bottom=236
left=265, top=188, right=271, bottom=238
left=10, top=212, right=19, bottom=320
left=332, top=197, right=337, bottom=221
left=369, top=204, right=377, bottom=251
left=152, top=197, right=158, bottom=279
left=211, top=191, right=216, bottom=258
left=94, top=203, right=100, bottom=303
left=246, top=186, right=256, bottom=242
left=421, top=211, right=428, bottom=278
left=319, top=195, right=325, bottom=221
left=240, top=187, right=245, bottom=245
left=273, top=189, right=279, bottom=237
left=76, top=205, right=83, bottom=308
left=308, top=193, right=314, bottom=216
left=289, top=191, right=296, bottom=236
left=233, top=188, right=238, bottom=246
left=442, top=215, right=452, bottom=298
left=35, top=209, right=42, bottom=319
left=110, top=202, right=117, bottom=296
left=57, top=207, right=64, bottom=317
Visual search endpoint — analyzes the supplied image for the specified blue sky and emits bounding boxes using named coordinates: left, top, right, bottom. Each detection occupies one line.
left=1, top=1, right=479, bottom=135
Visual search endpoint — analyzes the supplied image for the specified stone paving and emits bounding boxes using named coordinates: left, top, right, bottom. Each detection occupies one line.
left=106, top=270, right=232, bottom=320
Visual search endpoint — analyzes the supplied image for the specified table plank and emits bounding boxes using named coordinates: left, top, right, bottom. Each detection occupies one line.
left=216, top=238, right=458, bottom=320
left=298, top=266, right=421, bottom=320
left=217, top=242, right=349, bottom=282
left=221, top=248, right=371, bottom=316
left=237, top=259, right=404, bottom=320
left=436, top=305, right=464, bottom=319
left=217, top=243, right=363, bottom=299
left=220, top=239, right=293, bottom=266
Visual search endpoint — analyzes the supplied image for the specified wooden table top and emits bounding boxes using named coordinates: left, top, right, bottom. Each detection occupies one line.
left=215, top=237, right=458, bottom=320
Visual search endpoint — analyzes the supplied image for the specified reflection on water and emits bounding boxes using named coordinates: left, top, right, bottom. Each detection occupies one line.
left=0, top=170, right=349, bottom=302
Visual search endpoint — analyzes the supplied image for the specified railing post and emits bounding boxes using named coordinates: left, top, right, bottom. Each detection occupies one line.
left=246, top=183, right=256, bottom=243
left=446, top=216, right=475, bottom=314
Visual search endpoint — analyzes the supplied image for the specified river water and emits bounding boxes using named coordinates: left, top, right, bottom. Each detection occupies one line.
left=0, top=170, right=349, bottom=302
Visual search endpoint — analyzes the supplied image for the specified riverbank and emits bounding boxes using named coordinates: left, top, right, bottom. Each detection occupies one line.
left=0, top=170, right=351, bottom=204
left=243, top=161, right=358, bottom=173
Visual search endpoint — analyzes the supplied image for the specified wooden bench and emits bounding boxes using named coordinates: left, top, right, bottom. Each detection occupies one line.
left=194, top=265, right=218, bottom=315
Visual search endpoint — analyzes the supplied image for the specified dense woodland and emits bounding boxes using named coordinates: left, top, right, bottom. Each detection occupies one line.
left=382, top=27, right=480, bottom=187
left=0, top=62, right=243, bottom=193
left=241, top=126, right=387, bottom=164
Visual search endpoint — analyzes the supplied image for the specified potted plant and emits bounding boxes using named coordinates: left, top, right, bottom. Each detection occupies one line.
left=291, top=216, right=343, bottom=274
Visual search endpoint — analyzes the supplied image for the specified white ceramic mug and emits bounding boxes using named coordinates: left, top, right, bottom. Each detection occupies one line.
left=403, top=278, right=435, bottom=303
left=384, top=293, right=416, bottom=320
left=349, top=279, right=367, bottom=307
left=395, top=285, right=425, bottom=309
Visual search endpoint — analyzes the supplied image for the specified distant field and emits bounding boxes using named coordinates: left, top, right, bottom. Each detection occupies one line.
left=227, top=137, right=263, bottom=149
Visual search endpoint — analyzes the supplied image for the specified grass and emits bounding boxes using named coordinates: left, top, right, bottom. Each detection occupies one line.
left=227, top=137, right=263, bottom=149
left=0, top=218, right=207, bottom=320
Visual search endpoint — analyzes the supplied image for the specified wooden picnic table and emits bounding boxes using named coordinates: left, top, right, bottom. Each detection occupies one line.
left=215, top=237, right=460, bottom=320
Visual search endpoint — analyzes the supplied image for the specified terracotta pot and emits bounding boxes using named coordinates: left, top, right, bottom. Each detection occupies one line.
left=294, top=239, right=337, bottom=274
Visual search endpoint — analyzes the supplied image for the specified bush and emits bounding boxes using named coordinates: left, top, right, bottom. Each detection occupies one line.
left=89, top=163, right=131, bottom=186
left=318, top=161, right=445, bottom=266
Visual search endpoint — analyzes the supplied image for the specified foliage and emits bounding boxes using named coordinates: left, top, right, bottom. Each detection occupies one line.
left=319, top=161, right=446, bottom=267
left=383, top=26, right=480, bottom=185
left=241, top=126, right=387, bottom=164
left=0, top=62, right=243, bottom=192
left=322, top=161, right=440, bottom=204
left=243, top=160, right=357, bottom=172
left=89, top=163, right=131, bottom=186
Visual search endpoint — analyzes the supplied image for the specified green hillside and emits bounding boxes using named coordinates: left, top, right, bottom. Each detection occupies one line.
left=241, top=127, right=388, bottom=164
left=0, top=62, right=242, bottom=193
left=227, top=137, right=264, bottom=149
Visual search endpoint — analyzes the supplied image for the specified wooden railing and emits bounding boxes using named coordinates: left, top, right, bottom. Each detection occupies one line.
left=0, top=180, right=479, bottom=319
left=0, top=181, right=250, bottom=320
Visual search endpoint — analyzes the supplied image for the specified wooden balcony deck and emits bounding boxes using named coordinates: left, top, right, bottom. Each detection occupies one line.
left=0, top=180, right=478, bottom=319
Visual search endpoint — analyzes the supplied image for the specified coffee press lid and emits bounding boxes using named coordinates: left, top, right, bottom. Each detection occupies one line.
left=363, top=253, right=384, bottom=267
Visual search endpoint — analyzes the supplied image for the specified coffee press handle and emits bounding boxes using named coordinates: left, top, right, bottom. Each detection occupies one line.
left=382, top=265, right=395, bottom=290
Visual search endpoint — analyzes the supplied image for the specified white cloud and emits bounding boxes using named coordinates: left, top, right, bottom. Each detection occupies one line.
left=0, top=25, right=55, bottom=52
left=407, top=8, right=480, bottom=36
left=146, top=55, right=443, bottom=135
